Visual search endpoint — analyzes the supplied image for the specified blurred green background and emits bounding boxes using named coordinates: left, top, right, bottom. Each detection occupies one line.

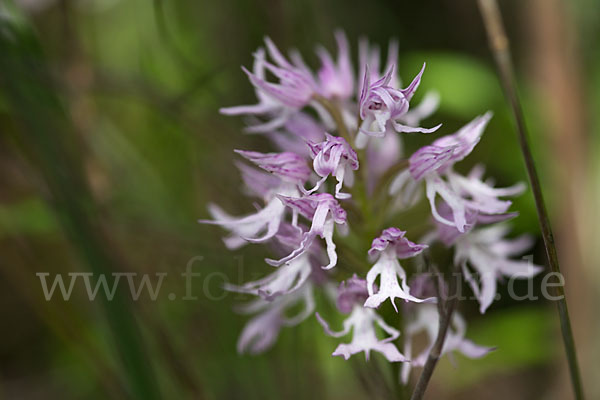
left=0, top=0, right=598, bottom=399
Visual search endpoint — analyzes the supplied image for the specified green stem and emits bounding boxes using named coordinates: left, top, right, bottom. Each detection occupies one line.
left=477, top=1, right=584, bottom=399
left=313, top=95, right=353, bottom=144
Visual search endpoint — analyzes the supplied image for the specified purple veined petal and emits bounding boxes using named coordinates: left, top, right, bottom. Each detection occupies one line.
left=358, top=64, right=371, bottom=115
left=277, top=194, right=319, bottom=220
left=306, top=139, right=324, bottom=158
left=264, top=36, right=295, bottom=69
left=235, top=161, right=282, bottom=200
left=262, top=60, right=315, bottom=90
left=278, top=193, right=347, bottom=223
left=234, top=150, right=311, bottom=183
left=409, top=145, right=456, bottom=181
left=368, top=227, right=406, bottom=256
left=395, top=239, right=429, bottom=259
left=400, top=63, right=426, bottom=101
left=432, top=112, right=493, bottom=165
left=243, top=66, right=313, bottom=109
left=368, top=227, right=428, bottom=260
left=378, top=64, right=395, bottom=87
left=358, top=64, right=396, bottom=121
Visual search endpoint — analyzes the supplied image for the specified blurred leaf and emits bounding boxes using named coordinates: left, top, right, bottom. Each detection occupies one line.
left=0, top=197, right=57, bottom=236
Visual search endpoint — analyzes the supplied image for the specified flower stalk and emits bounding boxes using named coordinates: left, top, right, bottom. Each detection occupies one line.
left=477, top=0, right=585, bottom=398
left=409, top=258, right=458, bottom=400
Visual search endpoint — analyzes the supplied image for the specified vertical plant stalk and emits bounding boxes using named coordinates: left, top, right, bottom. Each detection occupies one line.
left=410, top=259, right=458, bottom=400
left=477, top=1, right=584, bottom=399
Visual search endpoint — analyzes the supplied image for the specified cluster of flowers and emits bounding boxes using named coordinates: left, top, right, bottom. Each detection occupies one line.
left=201, top=31, right=542, bottom=382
